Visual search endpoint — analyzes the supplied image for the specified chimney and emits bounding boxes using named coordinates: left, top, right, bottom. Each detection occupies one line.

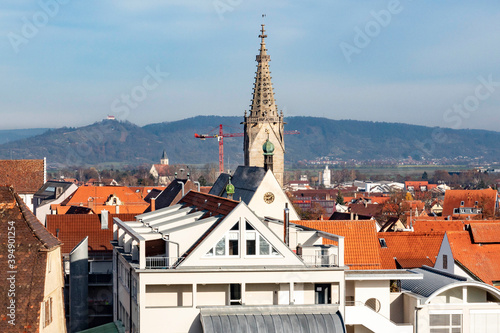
left=350, top=212, right=354, bottom=220
left=115, top=205, right=119, bottom=214
left=355, top=214, right=358, bottom=220
left=151, top=198, right=156, bottom=212
left=100, top=210, right=108, bottom=229
left=284, top=203, right=290, bottom=246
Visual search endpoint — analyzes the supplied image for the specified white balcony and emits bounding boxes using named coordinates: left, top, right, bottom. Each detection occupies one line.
left=145, top=256, right=184, bottom=269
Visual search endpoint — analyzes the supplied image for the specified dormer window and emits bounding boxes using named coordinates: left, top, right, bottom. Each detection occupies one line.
left=460, top=201, right=464, bottom=206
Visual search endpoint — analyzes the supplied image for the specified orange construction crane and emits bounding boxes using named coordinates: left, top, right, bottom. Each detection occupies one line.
left=195, top=124, right=299, bottom=174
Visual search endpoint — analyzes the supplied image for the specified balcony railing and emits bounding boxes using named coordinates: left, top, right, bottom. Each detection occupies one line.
left=145, top=256, right=184, bottom=269
left=300, top=254, right=338, bottom=267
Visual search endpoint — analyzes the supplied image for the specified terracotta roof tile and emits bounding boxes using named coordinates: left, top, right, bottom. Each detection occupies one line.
left=413, top=220, right=466, bottom=233
left=46, top=213, right=136, bottom=254
left=377, top=232, right=444, bottom=269
left=442, top=189, right=498, bottom=217
left=447, top=230, right=500, bottom=286
left=53, top=185, right=149, bottom=214
left=293, top=220, right=381, bottom=270
left=179, top=191, right=239, bottom=219
left=0, top=159, right=44, bottom=194
left=469, top=223, right=500, bottom=243
left=348, top=203, right=383, bottom=217
left=0, top=185, right=59, bottom=330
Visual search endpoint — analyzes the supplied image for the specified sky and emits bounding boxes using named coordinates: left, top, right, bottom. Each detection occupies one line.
left=1, top=0, right=500, bottom=131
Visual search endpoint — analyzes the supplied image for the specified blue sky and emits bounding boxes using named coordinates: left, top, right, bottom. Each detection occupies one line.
left=1, top=0, right=500, bottom=131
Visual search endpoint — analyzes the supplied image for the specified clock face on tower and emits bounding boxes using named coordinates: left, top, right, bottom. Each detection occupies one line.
left=263, top=192, right=275, bottom=204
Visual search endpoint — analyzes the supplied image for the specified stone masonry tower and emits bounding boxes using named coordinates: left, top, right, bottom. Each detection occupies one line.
left=243, top=24, right=285, bottom=187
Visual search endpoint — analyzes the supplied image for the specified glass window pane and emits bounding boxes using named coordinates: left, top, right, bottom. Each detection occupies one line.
left=430, top=314, right=450, bottom=326
left=271, top=247, right=279, bottom=255
left=259, top=236, right=270, bottom=255
left=215, top=236, right=226, bottom=256
left=246, top=239, right=256, bottom=255
left=246, top=222, right=254, bottom=230
left=231, top=222, right=239, bottom=231
left=229, top=239, right=238, bottom=256
left=206, top=248, right=214, bottom=256
left=451, top=314, right=461, bottom=326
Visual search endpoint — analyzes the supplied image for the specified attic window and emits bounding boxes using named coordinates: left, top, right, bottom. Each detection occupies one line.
left=205, top=222, right=239, bottom=257
left=379, top=239, right=387, bottom=248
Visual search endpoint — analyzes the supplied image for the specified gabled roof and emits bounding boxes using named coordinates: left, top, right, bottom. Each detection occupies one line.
left=0, top=159, right=45, bottom=194
left=377, top=232, right=444, bottom=269
left=53, top=185, right=149, bottom=214
left=209, top=166, right=267, bottom=204
left=151, top=164, right=173, bottom=177
left=46, top=213, right=136, bottom=254
left=179, top=191, right=239, bottom=219
left=0, top=185, right=61, bottom=330
left=469, top=223, right=500, bottom=243
left=129, top=186, right=166, bottom=200
left=34, top=181, right=75, bottom=204
left=446, top=227, right=500, bottom=286
left=143, top=179, right=198, bottom=212
left=442, top=188, right=498, bottom=217
left=295, top=220, right=381, bottom=270
left=413, top=220, right=466, bottom=233
left=348, top=203, right=383, bottom=217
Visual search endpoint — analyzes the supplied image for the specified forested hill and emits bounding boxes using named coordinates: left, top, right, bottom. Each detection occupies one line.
left=0, top=116, right=499, bottom=167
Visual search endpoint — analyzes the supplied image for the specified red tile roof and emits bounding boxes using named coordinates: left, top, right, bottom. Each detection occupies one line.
left=413, top=220, right=466, bottom=233
left=152, top=164, right=174, bottom=177
left=179, top=191, right=239, bottom=219
left=46, top=213, right=136, bottom=254
left=442, top=189, right=498, bottom=217
left=446, top=230, right=500, bottom=287
left=294, top=220, right=382, bottom=270
left=0, top=186, right=61, bottom=329
left=129, top=186, right=167, bottom=199
left=469, top=223, right=500, bottom=243
left=349, top=203, right=384, bottom=217
left=0, top=159, right=45, bottom=194
left=377, top=232, right=444, bottom=269
left=53, top=185, right=149, bottom=214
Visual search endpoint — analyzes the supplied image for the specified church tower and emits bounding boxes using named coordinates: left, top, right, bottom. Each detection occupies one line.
left=243, top=24, right=285, bottom=187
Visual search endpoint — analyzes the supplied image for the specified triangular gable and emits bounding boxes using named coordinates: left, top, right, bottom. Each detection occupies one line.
left=180, top=202, right=305, bottom=267
left=434, top=233, right=454, bottom=274
left=248, top=169, right=300, bottom=221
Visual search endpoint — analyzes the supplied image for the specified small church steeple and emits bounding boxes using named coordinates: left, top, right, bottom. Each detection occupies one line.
left=160, top=150, right=169, bottom=165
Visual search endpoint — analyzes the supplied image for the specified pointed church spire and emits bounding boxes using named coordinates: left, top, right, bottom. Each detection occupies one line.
left=249, top=24, right=278, bottom=118
left=244, top=24, right=285, bottom=187
left=160, top=150, right=169, bottom=165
